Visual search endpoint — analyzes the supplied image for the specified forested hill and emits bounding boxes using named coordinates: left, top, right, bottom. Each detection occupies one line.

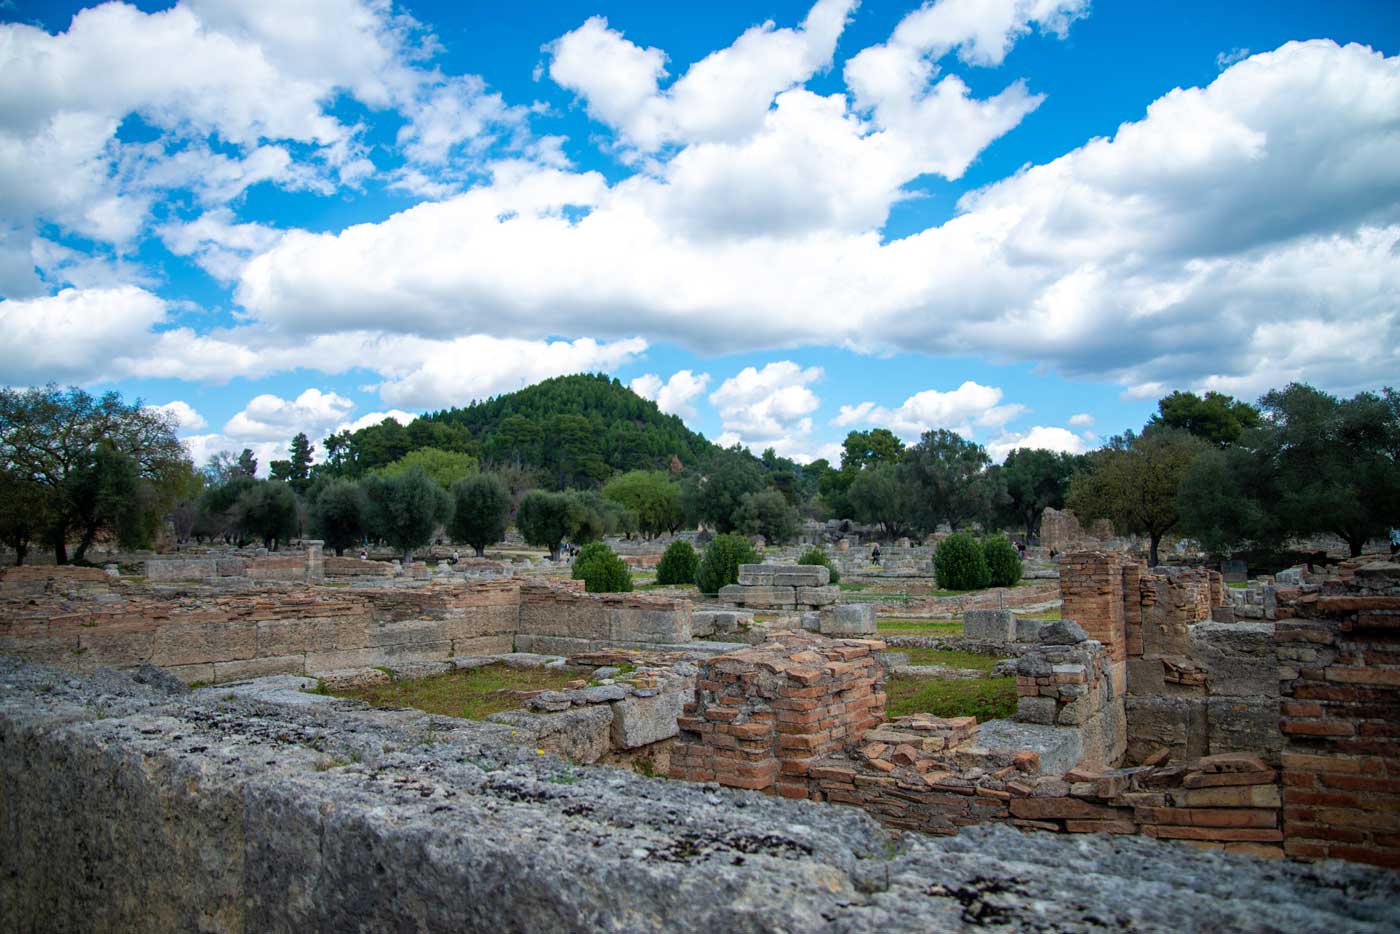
left=323, top=374, right=722, bottom=485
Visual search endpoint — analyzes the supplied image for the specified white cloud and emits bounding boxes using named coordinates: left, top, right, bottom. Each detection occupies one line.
left=832, top=381, right=1025, bottom=438
left=709, top=361, right=823, bottom=456
left=630, top=369, right=710, bottom=419
left=335, top=409, right=417, bottom=434
left=985, top=424, right=1088, bottom=462
left=147, top=400, right=207, bottom=432
left=223, top=388, right=355, bottom=442
left=158, top=210, right=284, bottom=283
left=0, top=286, right=167, bottom=384
left=1067, top=412, right=1094, bottom=427
left=547, top=1, right=856, bottom=152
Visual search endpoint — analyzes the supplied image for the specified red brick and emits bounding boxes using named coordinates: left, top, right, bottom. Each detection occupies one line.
left=1281, top=719, right=1356, bottom=737
left=1325, top=667, right=1400, bottom=687
left=1146, top=826, right=1283, bottom=842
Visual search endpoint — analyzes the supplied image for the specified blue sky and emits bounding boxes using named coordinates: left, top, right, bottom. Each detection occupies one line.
left=2, top=0, right=1398, bottom=470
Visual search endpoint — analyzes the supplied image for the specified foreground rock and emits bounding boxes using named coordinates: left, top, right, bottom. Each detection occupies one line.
left=2, top=657, right=1396, bottom=933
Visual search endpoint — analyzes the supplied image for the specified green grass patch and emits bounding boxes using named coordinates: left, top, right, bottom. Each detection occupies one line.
left=1227, top=580, right=1250, bottom=589
left=899, top=648, right=1001, bottom=671
left=877, top=618, right=963, bottom=636
left=885, top=676, right=1016, bottom=721
left=328, top=664, right=581, bottom=720
left=636, top=581, right=697, bottom=592
left=837, top=581, right=869, bottom=591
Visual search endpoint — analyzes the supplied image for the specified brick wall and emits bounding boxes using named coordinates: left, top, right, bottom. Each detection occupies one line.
left=668, top=633, right=885, bottom=797
left=1277, top=562, right=1400, bottom=868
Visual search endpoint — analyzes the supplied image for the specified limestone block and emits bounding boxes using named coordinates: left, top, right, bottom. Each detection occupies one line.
left=818, top=603, right=876, bottom=636
left=964, top=609, right=1015, bottom=641
left=1016, top=696, right=1057, bottom=725
left=717, top=584, right=797, bottom=608
left=1189, top=622, right=1277, bottom=698
left=692, top=610, right=750, bottom=639
left=490, top=706, right=615, bottom=764
left=1014, top=617, right=1048, bottom=643
left=611, top=686, right=689, bottom=749
left=367, top=619, right=449, bottom=648
left=796, top=586, right=839, bottom=607
left=1207, top=697, right=1282, bottom=759
left=1124, top=695, right=1208, bottom=765
left=1126, top=657, right=1166, bottom=695
left=151, top=620, right=258, bottom=668
left=1039, top=620, right=1089, bottom=645
left=609, top=606, right=691, bottom=644
left=737, top=564, right=828, bottom=588
left=443, top=605, right=518, bottom=641
left=212, top=655, right=305, bottom=682
left=255, top=617, right=345, bottom=657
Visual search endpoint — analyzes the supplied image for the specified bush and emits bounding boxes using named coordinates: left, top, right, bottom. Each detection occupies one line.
left=695, top=533, right=759, bottom=595
left=983, top=536, right=1023, bottom=588
left=797, top=547, right=840, bottom=584
left=934, top=532, right=990, bottom=591
left=572, top=542, right=633, bottom=593
left=655, top=540, right=699, bottom=585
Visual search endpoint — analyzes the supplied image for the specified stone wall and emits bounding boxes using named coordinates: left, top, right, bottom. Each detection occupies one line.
left=669, top=632, right=886, bottom=797
left=515, top=582, right=693, bottom=655
left=1039, top=507, right=1119, bottom=552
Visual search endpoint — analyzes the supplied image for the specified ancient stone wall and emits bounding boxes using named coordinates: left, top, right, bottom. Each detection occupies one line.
left=1039, top=507, right=1119, bottom=552
left=515, top=582, right=693, bottom=655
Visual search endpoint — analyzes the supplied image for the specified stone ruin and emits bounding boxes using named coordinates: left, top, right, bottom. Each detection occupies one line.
left=2, top=551, right=1400, bottom=929
left=716, top=562, right=877, bottom=636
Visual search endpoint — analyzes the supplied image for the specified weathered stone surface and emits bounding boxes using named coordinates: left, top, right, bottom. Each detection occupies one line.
left=3, top=658, right=1399, bottom=933
left=491, top=705, right=614, bottom=763
left=964, top=609, right=1015, bottom=641
left=717, top=584, right=797, bottom=608
left=1014, top=616, right=1049, bottom=642
left=611, top=682, right=689, bottom=748
left=1189, top=622, right=1277, bottom=698
left=737, top=564, right=829, bottom=587
left=1039, top=620, right=1090, bottom=645
left=1207, top=697, right=1282, bottom=759
left=819, top=603, right=877, bottom=636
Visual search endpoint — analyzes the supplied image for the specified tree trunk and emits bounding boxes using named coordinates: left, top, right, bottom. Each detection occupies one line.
left=335, top=545, right=345, bottom=557
left=50, top=525, right=68, bottom=565
left=403, top=549, right=413, bottom=565
left=14, top=542, right=27, bottom=566
left=474, top=544, right=485, bottom=558
left=1149, top=533, right=1162, bottom=569
left=74, top=522, right=99, bottom=563
left=1348, top=537, right=1364, bottom=558
left=550, top=544, right=561, bottom=562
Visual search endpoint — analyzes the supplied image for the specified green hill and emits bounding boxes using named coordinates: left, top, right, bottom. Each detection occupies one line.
left=323, top=374, right=721, bottom=485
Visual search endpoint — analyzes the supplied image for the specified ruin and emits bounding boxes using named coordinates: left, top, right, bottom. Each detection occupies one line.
left=3, top=547, right=1400, bottom=929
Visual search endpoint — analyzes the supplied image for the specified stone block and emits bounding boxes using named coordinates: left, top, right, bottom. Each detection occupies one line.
left=718, top=584, right=797, bottom=608
left=77, top=628, right=154, bottom=669
left=964, top=609, right=1015, bottom=641
left=1039, top=620, right=1089, bottom=645
left=490, top=705, right=615, bottom=764
left=1124, top=696, right=1208, bottom=765
left=367, top=618, right=448, bottom=647
left=1189, top=622, right=1277, bottom=698
left=1014, top=617, right=1048, bottom=642
left=212, top=655, right=306, bottom=682
left=1016, top=696, right=1057, bottom=725
left=1207, top=697, right=1282, bottom=759
left=151, top=620, right=259, bottom=668
left=611, top=686, right=689, bottom=749
left=1127, top=657, right=1166, bottom=695
left=796, top=586, right=839, bottom=607
left=818, top=603, right=876, bottom=636
left=737, top=564, right=829, bottom=587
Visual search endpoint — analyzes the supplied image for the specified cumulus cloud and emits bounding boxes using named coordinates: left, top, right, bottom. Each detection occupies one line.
left=0, top=286, right=167, bottom=384
left=1067, top=412, right=1094, bottom=427
left=985, top=424, right=1088, bottom=463
left=223, top=388, right=355, bottom=442
left=709, top=361, right=823, bottom=458
left=630, top=369, right=711, bottom=418
left=335, top=409, right=417, bottom=434
left=147, top=400, right=208, bottom=432
left=832, top=381, right=1026, bottom=438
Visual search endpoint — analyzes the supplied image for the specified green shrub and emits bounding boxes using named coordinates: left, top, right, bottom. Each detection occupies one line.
left=571, top=542, right=633, bottom=593
left=983, top=536, right=1023, bottom=588
left=797, top=547, right=840, bottom=584
left=655, top=540, right=699, bottom=585
left=695, top=533, right=759, bottom=595
left=934, top=532, right=990, bottom=591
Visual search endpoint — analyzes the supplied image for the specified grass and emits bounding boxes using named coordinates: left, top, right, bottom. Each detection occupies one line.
left=885, top=676, right=1017, bottom=721
left=636, top=581, right=697, bottom=592
left=327, top=664, right=581, bottom=720
left=837, top=581, right=869, bottom=591
left=898, top=647, right=1001, bottom=671
left=876, top=618, right=963, bottom=636
left=1227, top=580, right=1250, bottom=589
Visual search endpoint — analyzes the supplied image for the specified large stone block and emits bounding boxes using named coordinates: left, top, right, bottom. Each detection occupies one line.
left=611, top=685, right=690, bottom=749
left=964, top=609, right=1015, bottom=641
left=1207, top=697, right=1282, bottom=759
left=818, top=604, right=876, bottom=636
left=737, top=564, right=829, bottom=587
left=1014, top=617, right=1048, bottom=642
left=151, top=619, right=259, bottom=668
left=609, top=606, right=691, bottom=644
left=1189, top=622, right=1277, bottom=698
left=717, top=584, right=797, bottom=608
left=212, top=655, right=306, bottom=682
left=1124, top=695, right=1208, bottom=765
left=489, top=705, right=615, bottom=763
left=796, top=586, right=839, bottom=607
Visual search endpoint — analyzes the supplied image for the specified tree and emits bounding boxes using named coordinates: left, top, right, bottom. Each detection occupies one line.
left=934, top=533, right=990, bottom=591
left=797, top=547, right=840, bottom=584
left=311, top=480, right=369, bottom=556
left=1151, top=391, right=1262, bottom=447
left=1001, top=448, right=1081, bottom=542
left=269, top=433, right=315, bottom=493
left=571, top=542, right=633, bottom=593
left=377, top=448, right=477, bottom=489
left=1067, top=427, right=1206, bottom=566
left=983, top=536, right=1023, bottom=587
left=656, top=540, right=699, bottom=585
left=848, top=463, right=915, bottom=539
left=194, top=476, right=258, bottom=543
left=234, top=481, right=300, bottom=551
left=449, top=473, right=510, bottom=557
left=698, top=452, right=766, bottom=533
left=0, top=469, right=52, bottom=565
left=897, top=430, right=997, bottom=533
left=840, top=429, right=905, bottom=471
left=602, top=470, right=683, bottom=538
left=0, top=385, right=192, bottom=563
left=364, top=467, right=453, bottom=563
left=734, top=489, right=800, bottom=544
left=236, top=448, right=258, bottom=478
left=516, top=490, right=578, bottom=561
left=695, top=533, right=759, bottom=595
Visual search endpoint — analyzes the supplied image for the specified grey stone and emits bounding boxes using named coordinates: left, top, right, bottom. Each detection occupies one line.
left=1038, top=619, right=1089, bottom=645
left=498, top=652, right=569, bottom=670
left=527, top=691, right=573, bottom=713
left=737, top=563, right=829, bottom=587
left=1014, top=616, right=1049, bottom=642
left=1189, top=622, right=1278, bottom=698
left=1207, top=697, right=1283, bottom=759
left=1015, top=695, right=1057, bottom=725
left=3, top=657, right=1399, bottom=933
left=577, top=685, right=628, bottom=704
left=818, top=603, right=876, bottom=636
left=592, top=666, right=622, bottom=679
left=489, top=704, right=614, bottom=763
left=977, top=718, right=1082, bottom=775
left=964, top=609, right=1015, bottom=641
left=610, top=683, right=689, bottom=748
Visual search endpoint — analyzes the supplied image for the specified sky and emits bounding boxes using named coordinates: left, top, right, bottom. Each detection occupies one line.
left=2, top=0, right=1398, bottom=472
